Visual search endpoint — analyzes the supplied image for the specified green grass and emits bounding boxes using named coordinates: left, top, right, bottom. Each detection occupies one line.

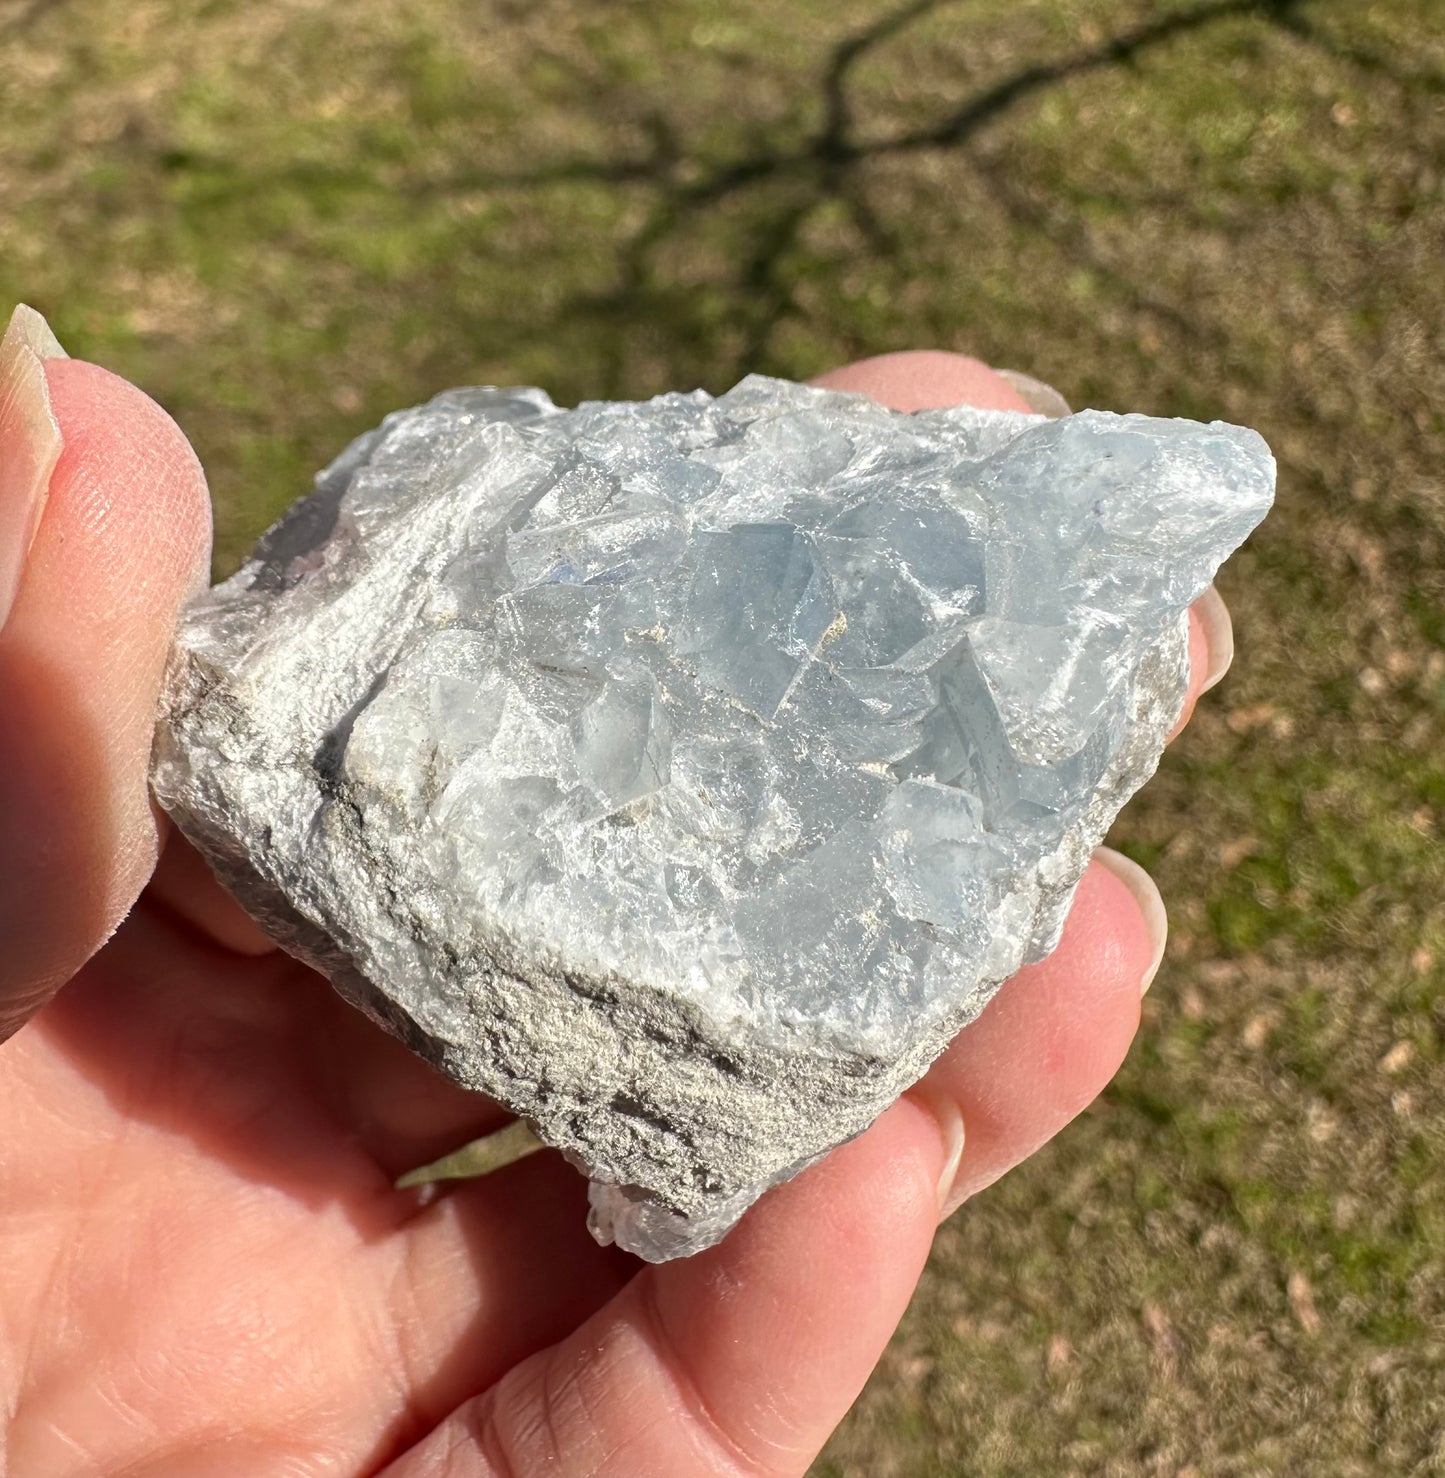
left=4, top=0, right=1443, bottom=1470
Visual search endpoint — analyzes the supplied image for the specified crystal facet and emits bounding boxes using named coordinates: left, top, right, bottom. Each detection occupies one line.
left=151, top=376, right=1274, bottom=1260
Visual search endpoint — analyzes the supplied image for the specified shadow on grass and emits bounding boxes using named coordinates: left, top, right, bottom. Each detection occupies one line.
left=92, top=0, right=1435, bottom=405
left=419, top=0, right=1404, bottom=383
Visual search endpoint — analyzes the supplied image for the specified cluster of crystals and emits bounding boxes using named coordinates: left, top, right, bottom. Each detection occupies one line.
left=305, top=377, right=1272, bottom=1055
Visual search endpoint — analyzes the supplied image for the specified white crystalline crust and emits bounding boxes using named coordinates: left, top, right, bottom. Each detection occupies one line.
left=151, top=376, right=1274, bottom=1260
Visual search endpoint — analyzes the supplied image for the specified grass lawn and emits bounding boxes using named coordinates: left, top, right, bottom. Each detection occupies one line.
left=4, top=0, right=1443, bottom=1470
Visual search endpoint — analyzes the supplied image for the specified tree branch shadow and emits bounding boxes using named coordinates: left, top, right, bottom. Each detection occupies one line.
left=1270, top=7, right=1445, bottom=95
left=528, top=0, right=1333, bottom=375
left=126, top=0, right=1381, bottom=391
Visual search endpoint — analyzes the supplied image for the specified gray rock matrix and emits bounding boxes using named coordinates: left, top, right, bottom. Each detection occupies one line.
left=151, top=375, right=1274, bottom=1260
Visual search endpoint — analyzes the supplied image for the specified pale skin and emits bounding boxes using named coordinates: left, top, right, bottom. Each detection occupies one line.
left=0, top=346, right=1228, bottom=1476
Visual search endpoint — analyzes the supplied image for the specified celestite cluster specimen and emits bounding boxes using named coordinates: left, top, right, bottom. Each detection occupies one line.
left=151, top=375, right=1274, bottom=1260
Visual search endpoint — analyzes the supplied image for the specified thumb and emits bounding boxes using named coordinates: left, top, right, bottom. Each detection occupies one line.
left=0, top=305, right=211, bottom=1041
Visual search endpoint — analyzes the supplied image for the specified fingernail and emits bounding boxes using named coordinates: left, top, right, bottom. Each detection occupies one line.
left=907, top=1084, right=967, bottom=1219
left=1093, top=846, right=1168, bottom=996
left=0, top=305, right=68, bottom=630
left=994, top=368, right=1071, bottom=419
left=1194, top=585, right=1234, bottom=693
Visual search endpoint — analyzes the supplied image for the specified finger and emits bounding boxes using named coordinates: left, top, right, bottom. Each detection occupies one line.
left=925, top=850, right=1163, bottom=1216
left=810, top=348, right=1037, bottom=413
left=0, top=315, right=211, bottom=1041
left=1171, top=583, right=1234, bottom=737
left=380, top=1095, right=948, bottom=1478
left=811, top=349, right=1234, bottom=732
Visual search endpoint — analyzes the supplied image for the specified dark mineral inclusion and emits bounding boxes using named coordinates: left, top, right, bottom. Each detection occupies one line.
left=151, top=375, right=1274, bottom=1259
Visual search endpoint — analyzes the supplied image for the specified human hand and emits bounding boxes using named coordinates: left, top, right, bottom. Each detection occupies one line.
left=0, top=311, right=1229, bottom=1477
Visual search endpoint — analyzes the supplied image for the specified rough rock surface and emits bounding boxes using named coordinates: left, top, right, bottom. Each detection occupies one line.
left=151, top=375, right=1274, bottom=1259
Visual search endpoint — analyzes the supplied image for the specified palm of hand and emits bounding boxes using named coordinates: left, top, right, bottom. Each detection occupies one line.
left=1, top=343, right=1185, bottom=1477
left=4, top=852, right=639, bottom=1474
